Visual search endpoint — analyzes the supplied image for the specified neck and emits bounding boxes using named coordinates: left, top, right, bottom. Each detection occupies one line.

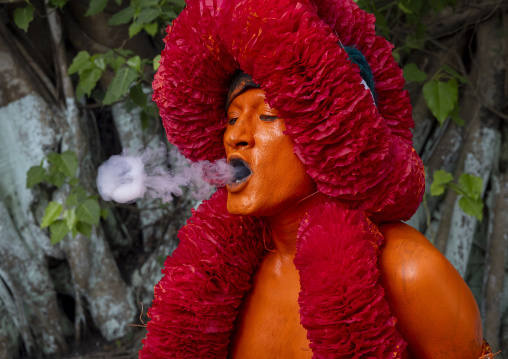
left=265, top=192, right=327, bottom=257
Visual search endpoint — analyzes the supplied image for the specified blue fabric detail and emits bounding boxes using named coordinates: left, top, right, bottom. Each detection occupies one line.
left=343, top=46, right=378, bottom=106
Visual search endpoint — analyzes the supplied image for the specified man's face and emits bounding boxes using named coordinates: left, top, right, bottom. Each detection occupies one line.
left=224, top=88, right=316, bottom=216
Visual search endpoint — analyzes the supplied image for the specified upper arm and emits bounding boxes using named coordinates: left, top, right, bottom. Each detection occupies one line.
left=378, top=222, right=483, bottom=359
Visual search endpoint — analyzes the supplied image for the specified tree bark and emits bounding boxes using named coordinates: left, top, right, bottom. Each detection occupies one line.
left=436, top=16, right=504, bottom=275
left=0, top=202, right=67, bottom=357
left=425, top=0, right=508, bottom=39
left=483, top=174, right=508, bottom=352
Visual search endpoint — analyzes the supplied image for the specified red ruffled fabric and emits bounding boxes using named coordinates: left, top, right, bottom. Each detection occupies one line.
left=153, top=0, right=424, bottom=221
left=295, top=200, right=406, bottom=358
left=145, top=0, right=426, bottom=357
left=139, top=189, right=264, bottom=358
left=140, top=192, right=408, bottom=358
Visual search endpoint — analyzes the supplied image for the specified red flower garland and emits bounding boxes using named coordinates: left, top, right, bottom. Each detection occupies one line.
left=295, top=200, right=406, bottom=357
left=140, top=190, right=407, bottom=358
left=140, top=189, right=265, bottom=358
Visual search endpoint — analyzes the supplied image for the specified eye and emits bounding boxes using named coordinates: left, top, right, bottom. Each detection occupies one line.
left=228, top=118, right=238, bottom=125
left=260, top=115, right=278, bottom=122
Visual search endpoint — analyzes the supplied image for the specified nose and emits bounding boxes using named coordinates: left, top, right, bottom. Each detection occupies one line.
left=224, top=116, right=255, bottom=150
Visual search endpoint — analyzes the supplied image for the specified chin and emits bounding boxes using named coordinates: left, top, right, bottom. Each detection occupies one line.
left=226, top=192, right=297, bottom=218
left=226, top=193, right=268, bottom=217
left=226, top=196, right=255, bottom=216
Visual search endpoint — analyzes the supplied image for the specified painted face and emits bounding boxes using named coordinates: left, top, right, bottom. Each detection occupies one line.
left=224, top=88, right=316, bottom=216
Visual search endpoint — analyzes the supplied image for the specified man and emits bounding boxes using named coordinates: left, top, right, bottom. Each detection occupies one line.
left=139, top=0, right=489, bottom=357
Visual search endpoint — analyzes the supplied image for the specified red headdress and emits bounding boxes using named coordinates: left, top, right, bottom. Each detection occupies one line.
left=141, top=0, right=425, bottom=357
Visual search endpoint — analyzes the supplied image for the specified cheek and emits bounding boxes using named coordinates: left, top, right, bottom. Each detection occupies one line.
left=272, top=137, right=302, bottom=172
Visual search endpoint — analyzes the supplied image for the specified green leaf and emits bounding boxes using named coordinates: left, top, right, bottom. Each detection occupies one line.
left=68, top=51, right=91, bottom=75
left=47, top=152, right=60, bottom=165
left=41, top=202, right=63, bottom=228
left=141, top=0, right=160, bottom=7
left=430, top=183, right=445, bottom=196
left=157, top=255, right=166, bottom=266
left=433, top=169, right=454, bottom=185
left=144, top=22, right=158, bottom=37
left=69, top=177, right=79, bottom=186
left=140, top=58, right=150, bottom=70
left=449, top=102, right=464, bottom=126
left=92, top=56, right=107, bottom=71
left=108, top=6, right=136, bottom=25
left=160, top=7, right=177, bottom=21
left=100, top=208, right=109, bottom=219
left=76, top=199, right=101, bottom=225
left=171, top=0, right=186, bottom=7
left=86, top=0, right=108, bottom=16
left=49, top=0, right=69, bottom=9
left=76, top=68, right=103, bottom=98
left=103, top=67, right=138, bottom=105
left=114, top=48, right=135, bottom=57
left=76, top=221, right=92, bottom=237
left=459, top=196, right=483, bottom=221
left=423, top=78, right=458, bottom=125
left=63, top=209, right=78, bottom=232
left=403, top=63, right=427, bottom=83
left=448, top=182, right=465, bottom=196
left=47, top=151, right=77, bottom=176
left=459, top=174, right=483, bottom=200
left=135, top=6, right=160, bottom=25
left=127, top=56, right=141, bottom=71
left=50, top=220, right=69, bottom=245
left=441, top=64, right=468, bottom=84
left=112, top=57, right=127, bottom=72
left=114, top=0, right=122, bottom=4
left=91, top=88, right=105, bottom=102
left=147, top=102, right=159, bottom=118
left=72, top=186, right=88, bottom=204
left=129, top=84, right=147, bottom=108
left=128, top=22, right=144, bottom=37
left=153, top=54, right=161, bottom=71
left=26, top=165, right=46, bottom=188
left=124, top=97, right=136, bottom=112
left=66, top=193, right=78, bottom=207
left=430, top=169, right=453, bottom=196
left=398, top=0, right=424, bottom=15
left=405, top=23, right=426, bottom=50
left=59, top=151, right=79, bottom=177
left=140, top=110, right=150, bottom=130
left=47, top=172, right=66, bottom=188
left=372, top=9, right=389, bottom=37
left=14, top=3, right=35, bottom=33
left=392, top=49, right=401, bottom=64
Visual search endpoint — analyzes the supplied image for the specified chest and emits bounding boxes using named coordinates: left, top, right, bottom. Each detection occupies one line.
left=228, top=255, right=312, bottom=359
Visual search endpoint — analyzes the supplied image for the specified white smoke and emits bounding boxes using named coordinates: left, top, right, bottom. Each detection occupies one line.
left=97, top=145, right=234, bottom=204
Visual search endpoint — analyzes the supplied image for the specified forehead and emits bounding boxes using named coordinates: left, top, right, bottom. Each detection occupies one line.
left=227, top=88, right=271, bottom=112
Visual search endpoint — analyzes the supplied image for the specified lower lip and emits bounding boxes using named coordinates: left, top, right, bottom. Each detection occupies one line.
left=226, top=175, right=251, bottom=193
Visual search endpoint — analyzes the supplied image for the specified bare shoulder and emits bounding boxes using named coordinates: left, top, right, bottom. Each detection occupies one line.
left=377, top=221, right=483, bottom=359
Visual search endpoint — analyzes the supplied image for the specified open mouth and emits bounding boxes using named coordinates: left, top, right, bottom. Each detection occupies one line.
left=229, top=158, right=252, bottom=184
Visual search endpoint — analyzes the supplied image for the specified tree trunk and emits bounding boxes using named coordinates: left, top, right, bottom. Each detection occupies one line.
left=438, top=15, right=504, bottom=276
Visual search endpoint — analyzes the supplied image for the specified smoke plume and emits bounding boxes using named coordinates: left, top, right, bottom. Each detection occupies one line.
left=97, top=145, right=234, bottom=204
